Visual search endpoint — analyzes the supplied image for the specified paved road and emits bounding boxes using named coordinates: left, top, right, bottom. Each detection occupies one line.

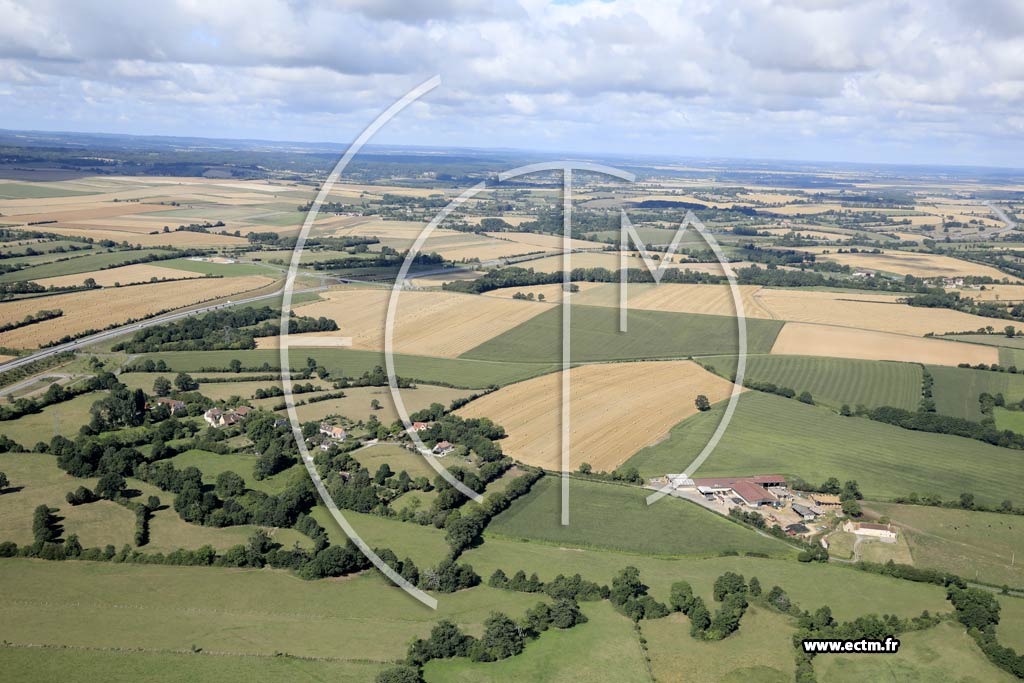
left=0, top=285, right=328, bottom=374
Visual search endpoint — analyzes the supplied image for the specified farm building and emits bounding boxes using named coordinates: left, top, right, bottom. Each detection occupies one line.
left=432, top=440, right=455, bottom=456
left=791, top=503, right=819, bottom=520
left=785, top=523, right=810, bottom=536
left=683, top=475, right=788, bottom=508
left=408, top=421, right=430, bottom=433
left=843, top=520, right=897, bottom=542
left=319, top=422, right=347, bottom=441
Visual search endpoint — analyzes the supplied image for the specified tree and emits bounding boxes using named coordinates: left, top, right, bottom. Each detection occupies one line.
left=481, top=611, right=525, bottom=660
left=229, top=358, right=243, bottom=373
left=688, top=598, right=711, bottom=635
left=32, top=504, right=58, bottom=543
left=695, top=394, right=711, bottom=411
left=670, top=580, right=695, bottom=612
left=840, top=404, right=852, bottom=416
left=550, top=599, right=587, bottom=628
left=1006, top=325, right=1017, bottom=338
left=712, top=572, right=746, bottom=601
left=376, top=665, right=423, bottom=683
left=215, top=470, right=246, bottom=498
left=174, top=372, right=196, bottom=392
left=797, top=391, right=814, bottom=405
left=0, top=471, right=8, bottom=493
left=370, top=399, right=382, bottom=410
left=95, top=472, right=126, bottom=500
left=152, top=376, right=171, bottom=397
left=748, top=576, right=761, bottom=597
left=577, top=462, right=592, bottom=475
left=83, top=277, right=97, bottom=288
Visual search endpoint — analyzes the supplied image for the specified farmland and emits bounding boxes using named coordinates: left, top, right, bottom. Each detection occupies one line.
left=702, top=355, right=923, bottom=410
left=257, top=287, right=551, bottom=357
left=812, top=249, right=1017, bottom=280
left=928, top=365, right=1024, bottom=420
left=462, top=304, right=783, bottom=363
left=31, top=263, right=207, bottom=288
left=127, top=348, right=558, bottom=388
left=0, top=248, right=177, bottom=283
left=285, top=383, right=472, bottom=424
left=867, top=502, right=1024, bottom=587
left=0, top=275, right=275, bottom=349
left=457, top=360, right=739, bottom=472
left=626, top=392, right=1024, bottom=505
left=486, top=476, right=791, bottom=557
left=770, top=322, right=998, bottom=366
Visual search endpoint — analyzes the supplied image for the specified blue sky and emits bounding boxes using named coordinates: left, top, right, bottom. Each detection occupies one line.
left=1, top=0, right=1023, bottom=166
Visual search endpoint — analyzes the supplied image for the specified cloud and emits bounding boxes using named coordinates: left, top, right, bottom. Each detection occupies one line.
left=0, top=0, right=1020, bottom=166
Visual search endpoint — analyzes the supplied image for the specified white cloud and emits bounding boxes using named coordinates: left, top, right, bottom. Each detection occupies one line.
left=0, top=0, right=1019, bottom=165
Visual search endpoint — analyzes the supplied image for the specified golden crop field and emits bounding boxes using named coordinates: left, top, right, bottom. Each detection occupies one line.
left=32, top=264, right=206, bottom=289
left=770, top=322, right=998, bottom=366
left=482, top=231, right=598, bottom=251
left=457, top=360, right=740, bottom=472
left=760, top=228, right=845, bottom=241
left=256, top=287, right=550, bottom=357
left=484, top=281, right=605, bottom=304
left=753, top=288, right=1014, bottom=336
left=466, top=215, right=536, bottom=226
left=968, top=285, right=1024, bottom=302
left=0, top=275, right=274, bottom=348
left=815, top=250, right=1016, bottom=280
left=12, top=224, right=249, bottom=248
left=566, top=283, right=772, bottom=319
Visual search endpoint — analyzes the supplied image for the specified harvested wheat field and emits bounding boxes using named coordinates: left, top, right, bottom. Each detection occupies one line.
left=407, top=270, right=485, bottom=288
left=457, top=360, right=740, bottom=472
left=965, top=285, right=1024, bottom=303
left=760, top=228, right=845, bottom=241
left=0, top=275, right=273, bottom=348
left=753, top=289, right=1013, bottom=336
left=770, top=322, right=998, bottom=366
left=256, top=287, right=549, bottom=357
left=815, top=251, right=1015, bottom=280
left=32, top=264, right=206, bottom=289
left=12, top=224, right=249, bottom=248
left=483, top=231, right=598, bottom=251
left=561, top=283, right=772, bottom=319
left=484, top=281, right=605, bottom=304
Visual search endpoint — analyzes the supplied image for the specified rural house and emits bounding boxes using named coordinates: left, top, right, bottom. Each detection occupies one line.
left=204, top=406, right=253, bottom=428
left=319, top=423, right=347, bottom=441
left=843, top=520, right=897, bottom=542
left=154, top=397, right=186, bottom=414
left=432, top=440, right=454, bottom=456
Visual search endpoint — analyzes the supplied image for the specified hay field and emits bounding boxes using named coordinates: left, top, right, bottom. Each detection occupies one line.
left=521, top=251, right=755, bottom=274
left=32, top=263, right=206, bottom=288
left=566, top=283, right=772, bottom=318
left=483, top=231, right=598, bottom=251
left=12, top=224, right=248, bottom=247
left=760, top=227, right=845, bottom=240
left=754, top=288, right=1013, bottom=336
left=456, top=360, right=740, bottom=472
left=967, top=285, right=1024, bottom=302
left=256, top=287, right=549, bottom=357
left=816, top=250, right=1015, bottom=280
left=407, top=270, right=484, bottom=288
left=484, top=281, right=605, bottom=304
left=466, top=215, right=536, bottom=226
left=770, top=322, right=998, bottom=366
left=0, top=275, right=273, bottom=348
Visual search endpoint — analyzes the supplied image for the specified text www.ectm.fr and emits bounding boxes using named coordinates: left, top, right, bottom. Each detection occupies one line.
left=802, top=638, right=900, bottom=654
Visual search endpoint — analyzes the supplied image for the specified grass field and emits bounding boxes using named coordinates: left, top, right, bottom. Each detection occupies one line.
left=770, top=322, right=997, bottom=366
left=1, top=391, right=102, bottom=445
left=352, top=443, right=439, bottom=480
left=168, top=450, right=301, bottom=495
left=0, top=248, right=176, bottom=283
left=485, top=477, right=793, bottom=558
left=995, top=407, right=1024, bottom=434
left=928, top=365, right=1024, bottom=420
left=119, top=374, right=331, bottom=401
left=310, top=506, right=451, bottom=569
left=158, top=258, right=279, bottom=277
left=0, top=560, right=539, bottom=660
left=457, top=360, right=739, bottom=472
left=463, top=537, right=949, bottom=621
left=642, top=606, right=795, bottom=683
left=702, top=355, right=922, bottom=410
left=626, top=392, right=1024, bottom=505
left=0, top=183, right=94, bottom=199
left=285, top=384, right=472, bottom=424
left=945, top=334, right=1024, bottom=350
left=815, top=621, right=1016, bottom=682
left=867, top=502, right=1024, bottom=587
left=461, top=304, right=783, bottom=363
left=0, top=648, right=383, bottom=683
left=131, top=348, right=558, bottom=388
left=423, top=600, right=649, bottom=683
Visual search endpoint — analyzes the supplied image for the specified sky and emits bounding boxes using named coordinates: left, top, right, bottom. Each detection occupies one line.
left=1, top=0, right=1023, bottom=167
